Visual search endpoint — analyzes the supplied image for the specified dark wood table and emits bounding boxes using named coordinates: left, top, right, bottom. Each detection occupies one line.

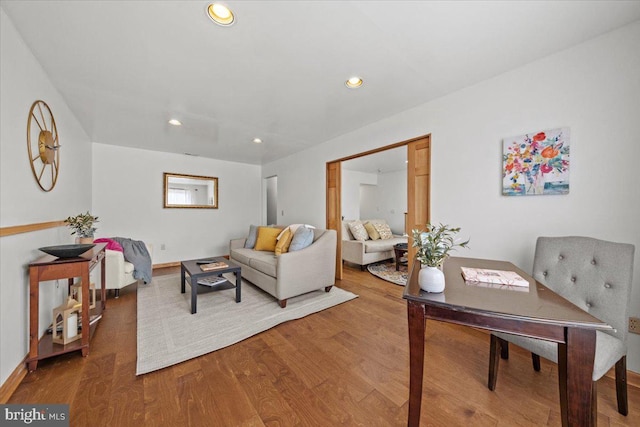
left=403, top=256, right=611, bottom=427
left=28, top=243, right=106, bottom=371
left=181, top=257, right=241, bottom=314
left=394, top=243, right=408, bottom=271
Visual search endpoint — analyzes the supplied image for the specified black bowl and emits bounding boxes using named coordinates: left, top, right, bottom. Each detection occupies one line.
left=39, top=244, right=96, bottom=258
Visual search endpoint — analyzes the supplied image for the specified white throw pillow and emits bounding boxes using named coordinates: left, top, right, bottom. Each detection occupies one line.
left=348, top=221, right=369, bottom=241
left=373, top=222, right=393, bottom=240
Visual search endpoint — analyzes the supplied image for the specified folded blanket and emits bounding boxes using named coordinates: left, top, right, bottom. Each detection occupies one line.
left=112, top=237, right=152, bottom=284
left=94, top=237, right=123, bottom=252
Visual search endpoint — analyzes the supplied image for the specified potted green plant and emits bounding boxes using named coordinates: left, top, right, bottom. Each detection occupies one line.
left=65, top=211, right=99, bottom=243
left=412, top=223, right=469, bottom=292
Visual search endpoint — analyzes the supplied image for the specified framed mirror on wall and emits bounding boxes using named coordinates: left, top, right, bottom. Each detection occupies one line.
left=163, top=172, right=218, bottom=209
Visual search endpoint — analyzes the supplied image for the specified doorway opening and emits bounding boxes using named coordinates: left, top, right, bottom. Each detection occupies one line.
left=326, top=135, right=431, bottom=280
left=265, top=176, right=278, bottom=225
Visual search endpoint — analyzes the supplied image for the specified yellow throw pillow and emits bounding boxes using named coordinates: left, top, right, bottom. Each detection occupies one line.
left=364, top=222, right=380, bottom=240
left=275, top=228, right=293, bottom=256
left=254, top=226, right=281, bottom=251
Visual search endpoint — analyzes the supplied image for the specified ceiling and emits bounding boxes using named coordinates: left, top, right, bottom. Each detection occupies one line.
left=3, top=1, right=640, bottom=165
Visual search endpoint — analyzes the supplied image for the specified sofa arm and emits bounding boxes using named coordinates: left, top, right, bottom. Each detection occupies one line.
left=341, top=239, right=365, bottom=265
left=276, top=230, right=337, bottom=300
left=230, top=238, right=246, bottom=252
left=104, top=249, right=135, bottom=289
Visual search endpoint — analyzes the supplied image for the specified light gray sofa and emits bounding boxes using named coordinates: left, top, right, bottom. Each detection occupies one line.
left=341, top=219, right=407, bottom=270
left=229, top=228, right=337, bottom=308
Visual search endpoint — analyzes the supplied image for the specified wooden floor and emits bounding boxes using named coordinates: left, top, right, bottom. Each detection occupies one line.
left=9, top=265, right=640, bottom=426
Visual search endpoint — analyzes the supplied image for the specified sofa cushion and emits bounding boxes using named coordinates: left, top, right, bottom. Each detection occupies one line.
left=373, top=222, right=393, bottom=240
left=364, top=237, right=407, bottom=253
left=289, top=226, right=314, bottom=251
left=244, top=225, right=259, bottom=249
left=230, top=248, right=277, bottom=277
left=275, top=228, right=293, bottom=256
left=348, top=221, right=369, bottom=241
left=364, top=222, right=380, bottom=240
left=230, top=248, right=256, bottom=266
left=255, top=226, right=281, bottom=251
left=248, top=251, right=277, bottom=277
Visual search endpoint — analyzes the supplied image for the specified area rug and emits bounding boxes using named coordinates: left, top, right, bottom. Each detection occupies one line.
left=367, top=261, right=408, bottom=286
left=136, top=273, right=357, bottom=375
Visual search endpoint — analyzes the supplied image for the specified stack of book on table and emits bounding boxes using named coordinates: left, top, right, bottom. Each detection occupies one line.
left=461, top=267, right=530, bottom=291
left=199, top=261, right=228, bottom=272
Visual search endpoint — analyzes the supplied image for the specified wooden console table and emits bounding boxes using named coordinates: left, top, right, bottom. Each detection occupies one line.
left=27, top=243, right=106, bottom=371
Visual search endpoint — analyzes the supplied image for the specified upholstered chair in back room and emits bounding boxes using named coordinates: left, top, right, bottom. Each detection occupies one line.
left=487, top=236, right=635, bottom=416
left=105, top=244, right=153, bottom=298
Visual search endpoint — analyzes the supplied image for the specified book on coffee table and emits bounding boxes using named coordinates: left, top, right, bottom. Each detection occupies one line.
left=197, top=276, right=227, bottom=286
left=461, top=266, right=529, bottom=287
left=200, top=261, right=228, bottom=271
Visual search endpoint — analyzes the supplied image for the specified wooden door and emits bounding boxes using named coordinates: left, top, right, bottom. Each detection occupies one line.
left=326, top=161, right=342, bottom=280
left=406, top=136, right=431, bottom=264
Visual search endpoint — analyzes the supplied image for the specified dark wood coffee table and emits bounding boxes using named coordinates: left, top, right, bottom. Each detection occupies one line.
left=181, top=257, right=241, bottom=314
left=394, top=243, right=408, bottom=271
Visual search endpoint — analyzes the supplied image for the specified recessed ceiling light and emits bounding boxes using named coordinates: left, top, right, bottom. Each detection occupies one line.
left=345, top=76, right=363, bottom=89
left=168, top=119, right=182, bottom=126
left=207, top=3, right=235, bottom=26
left=252, top=138, right=263, bottom=144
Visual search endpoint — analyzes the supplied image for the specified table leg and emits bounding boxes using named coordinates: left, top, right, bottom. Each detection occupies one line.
left=100, top=255, right=106, bottom=310
left=28, top=266, right=39, bottom=371
left=407, top=301, right=426, bottom=427
left=191, top=276, right=197, bottom=314
left=180, top=265, right=186, bottom=294
left=559, top=327, right=596, bottom=427
left=80, top=267, right=90, bottom=356
left=235, top=271, right=241, bottom=303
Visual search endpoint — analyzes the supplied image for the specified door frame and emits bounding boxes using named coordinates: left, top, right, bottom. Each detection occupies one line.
left=326, top=134, right=431, bottom=280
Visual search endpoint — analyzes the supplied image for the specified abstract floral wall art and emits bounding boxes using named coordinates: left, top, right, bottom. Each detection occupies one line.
left=502, top=127, right=570, bottom=196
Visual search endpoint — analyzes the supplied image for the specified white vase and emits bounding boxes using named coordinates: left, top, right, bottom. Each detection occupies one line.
left=418, top=266, right=445, bottom=293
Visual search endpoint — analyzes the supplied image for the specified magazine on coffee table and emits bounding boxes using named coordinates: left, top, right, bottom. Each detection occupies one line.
left=197, top=276, right=227, bottom=287
left=461, top=267, right=529, bottom=288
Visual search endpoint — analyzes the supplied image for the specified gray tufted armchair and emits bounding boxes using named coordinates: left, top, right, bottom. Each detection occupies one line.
left=487, top=236, right=635, bottom=417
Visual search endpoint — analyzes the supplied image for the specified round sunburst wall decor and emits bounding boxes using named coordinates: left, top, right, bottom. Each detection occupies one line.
left=27, top=100, right=60, bottom=192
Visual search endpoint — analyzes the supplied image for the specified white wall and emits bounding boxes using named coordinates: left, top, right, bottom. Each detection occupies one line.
left=341, top=169, right=377, bottom=220
left=359, top=184, right=378, bottom=221
left=263, top=21, right=640, bottom=372
left=92, top=143, right=262, bottom=264
left=0, top=9, right=93, bottom=385
left=376, top=170, right=407, bottom=235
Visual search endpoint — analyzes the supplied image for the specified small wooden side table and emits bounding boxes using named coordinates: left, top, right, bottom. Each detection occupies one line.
left=27, top=243, right=106, bottom=371
left=393, top=243, right=408, bottom=271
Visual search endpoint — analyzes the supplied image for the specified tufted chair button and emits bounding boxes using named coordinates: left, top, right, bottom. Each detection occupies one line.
left=586, top=302, right=592, bottom=308
left=558, top=255, right=564, bottom=260
left=543, top=271, right=547, bottom=277
left=604, top=283, right=611, bottom=289
left=591, top=260, right=596, bottom=265
left=571, top=276, right=576, bottom=282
